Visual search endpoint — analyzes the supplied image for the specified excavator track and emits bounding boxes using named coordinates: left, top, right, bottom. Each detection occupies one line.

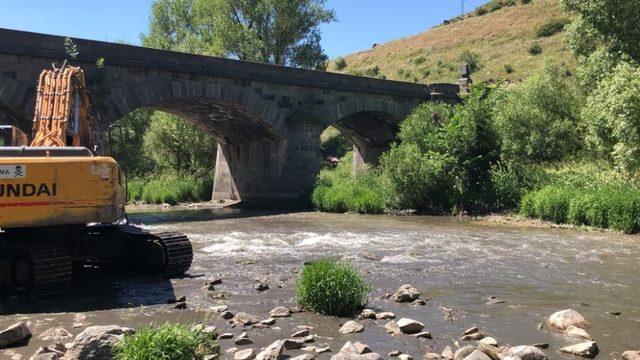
left=1, top=240, right=73, bottom=297
left=118, top=225, right=193, bottom=277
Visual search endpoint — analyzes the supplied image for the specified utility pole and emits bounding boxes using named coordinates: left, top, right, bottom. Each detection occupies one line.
left=461, top=0, right=465, bottom=16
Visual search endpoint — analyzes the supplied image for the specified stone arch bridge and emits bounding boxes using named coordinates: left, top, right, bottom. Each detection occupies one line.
left=0, top=28, right=460, bottom=207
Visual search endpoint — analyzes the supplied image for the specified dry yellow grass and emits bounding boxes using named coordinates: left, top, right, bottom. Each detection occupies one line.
left=330, top=0, right=576, bottom=84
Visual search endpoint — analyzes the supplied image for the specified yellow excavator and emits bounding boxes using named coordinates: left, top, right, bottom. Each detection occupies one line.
left=0, top=63, right=193, bottom=297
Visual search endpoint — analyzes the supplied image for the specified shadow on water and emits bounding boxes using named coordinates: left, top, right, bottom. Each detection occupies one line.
left=127, top=206, right=300, bottom=226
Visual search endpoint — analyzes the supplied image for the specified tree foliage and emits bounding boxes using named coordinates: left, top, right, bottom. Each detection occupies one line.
left=143, top=112, right=218, bottom=176
left=493, top=62, right=583, bottom=163
left=195, top=0, right=335, bottom=69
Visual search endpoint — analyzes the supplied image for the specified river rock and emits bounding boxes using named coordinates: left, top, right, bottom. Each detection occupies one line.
left=234, top=312, right=261, bottom=326
left=218, top=333, right=233, bottom=339
left=396, top=318, right=424, bottom=334
left=548, top=309, right=589, bottom=331
left=269, top=306, right=290, bottom=318
left=360, top=309, right=376, bottom=319
left=424, top=353, right=444, bottom=360
left=622, top=351, right=640, bottom=360
left=442, top=346, right=454, bottom=360
left=235, top=338, right=255, bottom=346
left=211, top=305, right=228, bottom=313
left=504, top=345, right=548, bottom=360
left=414, top=331, right=432, bottom=339
left=454, top=346, right=476, bottom=360
left=565, top=325, right=591, bottom=340
left=339, top=321, right=364, bottom=334
left=38, top=327, right=73, bottom=342
left=559, top=341, right=598, bottom=358
left=221, top=311, right=235, bottom=320
left=398, top=355, right=413, bottom=360
left=461, top=332, right=485, bottom=341
left=235, top=349, right=256, bottom=360
left=292, top=329, right=310, bottom=338
left=478, top=343, right=501, bottom=360
left=375, top=312, right=396, bottom=320
left=353, top=342, right=371, bottom=354
left=291, top=355, right=315, bottom=360
left=0, top=322, right=32, bottom=348
left=463, top=350, right=491, bottom=360
left=390, top=351, right=402, bottom=357
left=32, top=353, right=59, bottom=360
left=62, top=325, right=133, bottom=360
left=260, top=318, right=276, bottom=326
left=331, top=341, right=383, bottom=360
left=479, top=337, right=498, bottom=346
left=463, top=327, right=479, bottom=336
left=254, top=283, right=270, bottom=292
left=256, top=340, right=285, bottom=360
left=392, top=285, right=420, bottom=303
left=384, top=321, right=401, bottom=335
left=284, top=339, right=305, bottom=350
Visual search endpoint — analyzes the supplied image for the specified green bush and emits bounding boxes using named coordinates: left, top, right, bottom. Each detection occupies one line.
left=335, top=56, right=348, bottom=70
left=382, top=85, right=499, bottom=213
left=582, top=61, right=640, bottom=173
left=414, top=56, right=427, bottom=65
left=129, top=175, right=212, bottom=204
left=311, top=153, right=386, bottom=214
left=521, top=0, right=532, bottom=4
left=475, top=7, right=489, bottom=16
left=536, top=19, right=570, bottom=37
left=296, top=259, right=371, bottom=317
left=522, top=184, right=640, bottom=233
left=490, top=163, right=549, bottom=211
left=504, top=64, right=515, bottom=74
left=529, top=44, right=543, bottom=55
left=113, top=324, right=220, bottom=360
left=493, top=62, right=583, bottom=163
left=460, top=49, right=482, bottom=73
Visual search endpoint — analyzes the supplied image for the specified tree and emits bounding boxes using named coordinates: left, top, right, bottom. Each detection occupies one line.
left=561, top=0, right=640, bottom=62
left=143, top=112, right=218, bottom=176
left=141, top=0, right=223, bottom=55
left=493, top=62, right=583, bottom=163
left=195, top=0, right=335, bottom=69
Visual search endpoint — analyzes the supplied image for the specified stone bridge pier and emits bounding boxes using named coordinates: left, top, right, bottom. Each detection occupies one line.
left=0, top=28, right=460, bottom=207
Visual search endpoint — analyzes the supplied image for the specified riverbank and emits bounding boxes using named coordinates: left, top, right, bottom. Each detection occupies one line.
left=1, top=210, right=639, bottom=359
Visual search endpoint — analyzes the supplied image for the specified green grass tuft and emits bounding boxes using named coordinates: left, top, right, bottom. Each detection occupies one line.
left=128, top=175, right=212, bottom=205
left=113, top=324, right=220, bottom=360
left=296, top=259, right=371, bottom=317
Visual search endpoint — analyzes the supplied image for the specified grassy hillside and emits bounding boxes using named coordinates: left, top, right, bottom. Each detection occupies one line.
left=329, top=0, right=576, bottom=84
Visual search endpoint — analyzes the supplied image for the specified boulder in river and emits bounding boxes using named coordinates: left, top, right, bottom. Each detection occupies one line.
left=62, top=325, right=133, bottom=360
left=375, top=312, right=396, bottom=320
left=396, top=318, right=424, bottom=334
left=565, top=325, right=591, bottom=340
left=235, top=348, right=256, bottom=360
left=504, top=345, right=548, bottom=360
left=269, top=306, right=291, bottom=318
left=359, top=309, right=376, bottom=319
left=442, top=346, right=454, bottom=360
left=234, top=312, right=261, bottom=326
left=331, top=341, right=382, bottom=360
left=0, top=322, right=31, bottom=348
left=622, top=351, right=640, bottom=360
left=559, top=341, right=598, bottom=358
left=454, top=346, right=476, bottom=360
left=339, top=321, right=364, bottom=334
left=392, top=285, right=420, bottom=303
left=548, top=309, right=589, bottom=331
left=463, top=350, right=492, bottom=360
left=256, top=340, right=285, bottom=360
left=38, top=327, right=73, bottom=342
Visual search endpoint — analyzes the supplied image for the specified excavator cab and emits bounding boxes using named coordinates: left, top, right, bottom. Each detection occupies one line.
left=0, top=64, right=193, bottom=297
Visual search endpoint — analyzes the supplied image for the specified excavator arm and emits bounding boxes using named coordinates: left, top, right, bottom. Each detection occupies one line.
left=30, top=63, right=95, bottom=148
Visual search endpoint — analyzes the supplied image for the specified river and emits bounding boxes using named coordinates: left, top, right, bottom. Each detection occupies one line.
left=1, top=208, right=639, bottom=359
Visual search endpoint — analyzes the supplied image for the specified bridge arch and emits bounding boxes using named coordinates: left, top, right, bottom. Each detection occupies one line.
left=0, top=74, right=33, bottom=131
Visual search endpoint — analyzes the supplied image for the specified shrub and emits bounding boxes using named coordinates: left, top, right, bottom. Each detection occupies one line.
left=296, top=259, right=371, bottom=316
left=536, top=18, right=570, bottom=38
left=582, top=61, right=640, bottom=173
left=475, top=7, right=489, bottom=16
left=504, top=64, right=515, bottom=74
left=382, top=85, right=499, bottom=213
left=490, top=163, right=549, bottom=211
left=311, top=153, right=386, bottom=214
left=414, top=56, right=427, bottom=65
left=493, top=62, right=583, bottom=163
left=460, top=49, right=482, bottom=73
left=335, top=56, right=347, bottom=70
left=490, top=3, right=503, bottom=11
left=521, top=0, right=532, bottom=4
left=113, top=324, right=220, bottom=360
left=127, top=178, right=147, bottom=202
left=529, top=44, right=543, bottom=55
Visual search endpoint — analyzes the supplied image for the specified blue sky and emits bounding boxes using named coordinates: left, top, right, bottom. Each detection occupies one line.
left=0, top=0, right=489, bottom=58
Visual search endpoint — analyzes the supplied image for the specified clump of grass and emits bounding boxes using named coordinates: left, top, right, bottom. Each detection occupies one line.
left=504, top=64, right=515, bottom=74
left=521, top=184, right=640, bottom=233
left=113, top=324, right=220, bottom=360
left=296, top=259, right=372, bottom=317
left=529, top=44, right=543, bottom=55
left=536, top=18, right=569, bottom=38
left=128, top=175, right=212, bottom=205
